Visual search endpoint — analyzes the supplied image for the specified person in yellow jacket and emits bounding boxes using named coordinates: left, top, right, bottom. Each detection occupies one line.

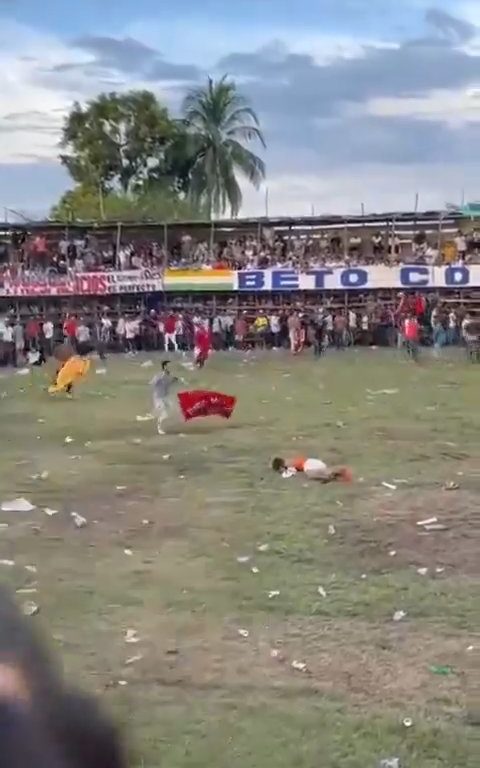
left=48, top=343, right=92, bottom=397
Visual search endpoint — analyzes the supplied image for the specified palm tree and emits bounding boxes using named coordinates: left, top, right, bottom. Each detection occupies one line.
left=181, top=76, right=266, bottom=218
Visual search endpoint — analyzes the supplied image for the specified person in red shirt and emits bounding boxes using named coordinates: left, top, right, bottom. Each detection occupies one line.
left=194, top=323, right=212, bottom=368
left=63, top=315, right=77, bottom=347
left=403, top=311, right=420, bottom=361
left=25, top=317, right=40, bottom=351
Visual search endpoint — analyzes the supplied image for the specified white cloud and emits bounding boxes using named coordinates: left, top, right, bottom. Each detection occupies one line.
left=241, top=162, right=478, bottom=217
left=363, top=88, right=480, bottom=126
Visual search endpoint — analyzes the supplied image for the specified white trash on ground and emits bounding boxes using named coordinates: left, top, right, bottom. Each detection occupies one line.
left=1, top=498, right=36, bottom=513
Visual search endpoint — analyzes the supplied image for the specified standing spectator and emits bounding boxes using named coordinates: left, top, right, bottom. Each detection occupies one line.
left=116, top=314, right=126, bottom=351
left=221, top=311, right=235, bottom=349
left=348, top=308, right=357, bottom=342
left=175, top=313, right=185, bottom=352
left=212, top=313, right=223, bottom=350
left=287, top=312, right=301, bottom=353
left=234, top=313, right=247, bottom=349
left=63, top=314, right=78, bottom=347
left=76, top=318, right=91, bottom=346
left=403, top=311, right=420, bottom=361
left=333, top=311, right=347, bottom=350
left=125, top=316, right=138, bottom=354
left=42, top=317, right=54, bottom=357
left=2, top=321, right=15, bottom=365
left=253, top=311, right=268, bottom=349
left=13, top=318, right=24, bottom=366
left=447, top=309, right=458, bottom=346
left=269, top=311, right=281, bottom=348
left=164, top=313, right=178, bottom=352
left=25, top=315, right=41, bottom=351
left=454, top=231, right=467, bottom=262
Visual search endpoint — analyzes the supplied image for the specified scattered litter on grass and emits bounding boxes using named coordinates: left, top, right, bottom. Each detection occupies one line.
left=96, top=368, right=107, bottom=375
left=124, top=629, right=140, bottom=644
left=162, top=454, right=171, bottom=461
left=328, top=524, right=336, bottom=536
left=444, top=481, right=459, bottom=491
left=140, top=360, right=153, bottom=368
left=238, top=629, right=249, bottom=638
left=389, top=550, right=397, bottom=557
left=467, top=645, right=475, bottom=652
left=31, top=471, right=49, bottom=481
left=16, top=588, right=38, bottom=595
left=132, top=438, right=142, bottom=445
left=71, top=512, right=87, bottom=529
left=382, top=482, right=397, bottom=491
left=379, top=759, right=401, bottom=768
left=251, top=567, right=259, bottom=574
left=64, top=436, right=74, bottom=444
left=270, top=649, right=283, bottom=660
left=317, top=586, right=327, bottom=598
left=125, top=655, right=143, bottom=666
left=282, top=468, right=297, bottom=479
left=181, top=361, right=195, bottom=371
left=23, top=601, right=40, bottom=617
left=16, top=368, right=30, bottom=376
left=361, top=574, right=367, bottom=579
left=1, top=498, right=36, bottom=513
left=393, top=479, right=409, bottom=484
left=0, top=559, right=15, bottom=567
left=291, top=660, right=308, bottom=673
left=116, top=486, right=127, bottom=491
left=117, top=680, right=128, bottom=687
left=124, top=549, right=133, bottom=557
left=402, top=718, right=413, bottom=728
left=0, top=524, right=9, bottom=529
left=435, top=567, right=445, bottom=574
left=367, top=388, right=399, bottom=396
left=423, top=523, right=447, bottom=532
left=417, top=517, right=437, bottom=527
left=393, top=610, right=407, bottom=622
left=136, top=414, right=154, bottom=422
left=236, top=556, right=251, bottom=564
left=268, top=590, right=280, bottom=599
left=336, top=421, right=346, bottom=429
left=417, top=567, right=428, bottom=576
left=430, top=665, right=454, bottom=676
left=257, top=543, right=269, bottom=552
left=25, top=565, right=37, bottom=574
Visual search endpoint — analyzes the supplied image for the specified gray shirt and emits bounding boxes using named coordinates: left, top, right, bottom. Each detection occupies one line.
left=151, top=371, right=180, bottom=400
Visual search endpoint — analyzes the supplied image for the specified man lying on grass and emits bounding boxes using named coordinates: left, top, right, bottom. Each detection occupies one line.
left=271, top=456, right=353, bottom=483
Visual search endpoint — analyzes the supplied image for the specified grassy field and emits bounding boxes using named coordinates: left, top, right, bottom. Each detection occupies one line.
left=0, top=349, right=478, bottom=767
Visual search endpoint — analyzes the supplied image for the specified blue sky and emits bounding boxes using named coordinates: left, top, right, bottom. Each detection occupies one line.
left=0, top=0, right=478, bottom=217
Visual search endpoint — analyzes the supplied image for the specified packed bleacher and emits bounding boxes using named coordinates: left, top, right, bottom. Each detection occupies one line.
left=1, top=214, right=480, bottom=277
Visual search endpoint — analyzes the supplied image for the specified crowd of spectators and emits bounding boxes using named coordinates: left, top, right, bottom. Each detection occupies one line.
left=0, top=294, right=476, bottom=367
left=1, top=224, right=480, bottom=280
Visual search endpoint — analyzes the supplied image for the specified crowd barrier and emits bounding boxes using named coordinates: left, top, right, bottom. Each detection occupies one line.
left=1, top=265, right=479, bottom=297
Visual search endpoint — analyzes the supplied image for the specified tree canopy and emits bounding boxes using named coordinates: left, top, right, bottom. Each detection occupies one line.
left=56, top=78, right=266, bottom=221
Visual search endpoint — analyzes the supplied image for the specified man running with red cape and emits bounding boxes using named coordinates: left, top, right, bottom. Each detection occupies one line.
left=150, top=361, right=236, bottom=433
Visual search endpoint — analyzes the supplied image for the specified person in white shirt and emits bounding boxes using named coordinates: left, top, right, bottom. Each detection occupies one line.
left=447, top=310, right=458, bottom=346
left=125, top=318, right=139, bottom=354
left=269, top=313, right=281, bottom=348
left=76, top=321, right=90, bottom=345
left=42, top=319, right=54, bottom=356
left=116, top=315, right=126, bottom=351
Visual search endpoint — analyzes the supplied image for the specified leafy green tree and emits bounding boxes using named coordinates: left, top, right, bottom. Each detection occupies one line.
left=181, top=76, right=266, bottom=217
left=60, top=91, right=176, bottom=194
left=50, top=184, right=206, bottom=223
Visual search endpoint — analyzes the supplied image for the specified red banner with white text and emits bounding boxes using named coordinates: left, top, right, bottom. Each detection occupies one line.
left=0, top=270, right=164, bottom=297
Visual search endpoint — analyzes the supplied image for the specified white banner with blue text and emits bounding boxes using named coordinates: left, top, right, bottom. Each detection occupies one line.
left=234, top=265, right=480, bottom=291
